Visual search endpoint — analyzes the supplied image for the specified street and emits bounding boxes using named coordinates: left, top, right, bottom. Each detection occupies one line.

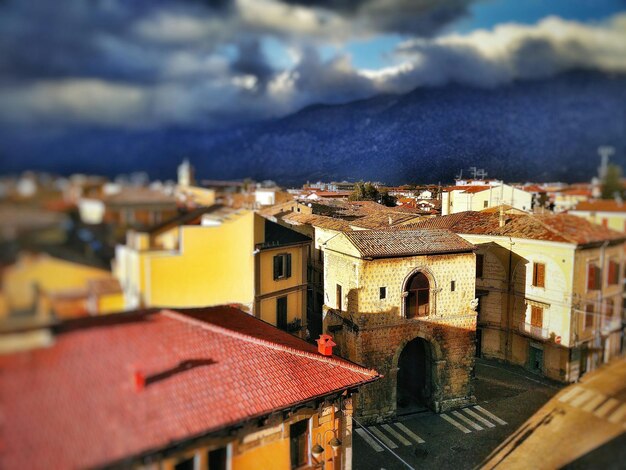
left=353, top=358, right=562, bottom=469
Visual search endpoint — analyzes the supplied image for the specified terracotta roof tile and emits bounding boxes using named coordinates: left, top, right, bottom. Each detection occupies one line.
left=415, top=211, right=626, bottom=245
left=572, top=199, right=626, bottom=212
left=282, top=212, right=352, bottom=231
left=343, top=229, right=474, bottom=258
left=0, top=307, right=379, bottom=469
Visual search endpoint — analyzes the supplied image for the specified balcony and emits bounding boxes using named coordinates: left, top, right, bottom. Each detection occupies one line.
left=601, top=317, right=623, bottom=334
left=519, top=322, right=549, bottom=340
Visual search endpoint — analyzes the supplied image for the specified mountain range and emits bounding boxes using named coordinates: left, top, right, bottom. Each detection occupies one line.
left=1, top=71, right=624, bottom=186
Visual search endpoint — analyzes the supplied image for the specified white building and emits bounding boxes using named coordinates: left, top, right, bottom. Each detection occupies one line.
left=441, top=183, right=532, bottom=215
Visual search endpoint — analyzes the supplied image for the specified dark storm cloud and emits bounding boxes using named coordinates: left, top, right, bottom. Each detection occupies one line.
left=280, top=0, right=474, bottom=35
left=0, top=1, right=624, bottom=128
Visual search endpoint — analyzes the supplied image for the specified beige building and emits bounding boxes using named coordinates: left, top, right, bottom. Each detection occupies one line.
left=417, top=211, right=626, bottom=382
left=321, top=228, right=477, bottom=422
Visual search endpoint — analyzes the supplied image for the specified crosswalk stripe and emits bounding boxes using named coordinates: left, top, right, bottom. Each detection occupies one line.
left=370, top=426, right=399, bottom=449
left=570, top=389, right=596, bottom=408
left=382, top=424, right=411, bottom=446
left=394, top=422, right=425, bottom=444
left=581, top=393, right=606, bottom=413
left=453, top=411, right=483, bottom=431
left=355, top=428, right=384, bottom=452
left=607, top=403, right=626, bottom=424
left=558, top=386, right=584, bottom=403
left=441, top=414, right=471, bottom=433
left=463, top=408, right=496, bottom=428
left=474, top=406, right=507, bottom=425
left=594, top=398, right=620, bottom=418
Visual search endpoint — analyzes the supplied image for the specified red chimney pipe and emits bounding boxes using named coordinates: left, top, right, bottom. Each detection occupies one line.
left=134, top=371, right=145, bottom=392
left=316, top=334, right=336, bottom=356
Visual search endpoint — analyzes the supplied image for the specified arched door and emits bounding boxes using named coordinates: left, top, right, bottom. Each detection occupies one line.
left=405, top=272, right=430, bottom=318
left=397, top=337, right=432, bottom=412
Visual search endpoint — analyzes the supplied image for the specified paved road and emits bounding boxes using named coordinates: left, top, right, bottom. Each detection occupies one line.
left=481, top=357, right=626, bottom=469
left=353, top=358, right=561, bottom=469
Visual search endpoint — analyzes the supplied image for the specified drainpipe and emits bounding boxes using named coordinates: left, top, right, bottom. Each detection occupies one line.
left=504, top=237, right=515, bottom=362
left=597, top=240, right=609, bottom=364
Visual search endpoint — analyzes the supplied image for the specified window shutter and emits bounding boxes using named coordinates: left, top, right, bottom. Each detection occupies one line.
left=286, top=253, right=292, bottom=278
left=587, top=264, right=596, bottom=290
left=537, top=264, right=545, bottom=288
left=273, top=255, right=280, bottom=280
left=531, top=306, right=543, bottom=327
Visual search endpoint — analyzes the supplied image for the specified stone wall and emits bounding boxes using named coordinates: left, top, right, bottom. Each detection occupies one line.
left=323, top=250, right=477, bottom=422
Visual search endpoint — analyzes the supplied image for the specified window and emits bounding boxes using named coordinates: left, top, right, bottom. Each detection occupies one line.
left=277, top=296, right=288, bottom=330
left=476, top=254, right=484, bottom=279
left=405, top=272, right=430, bottom=319
left=530, top=305, right=543, bottom=327
left=379, top=287, right=387, bottom=299
left=290, top=420, right=309, bottom=469
left=483, top=200, right=488, bottom=208
left=174, top=457, right=195, bottom=470
left=451, top=280, right=456, bottom=292
left=208, top=447, right=227, bottom=470
left=273, top=253, right=292, bottom=280
left=336, top=284, right=342, bottom=310
left=605, top=299, right=615, bottom=318
left=585, top=304, right=594, bottom=330
left=587, top=263, right=601, bottom=290
left=608, top=260, right=620, bottom=285
left=532, top=262, right=545, bottom=288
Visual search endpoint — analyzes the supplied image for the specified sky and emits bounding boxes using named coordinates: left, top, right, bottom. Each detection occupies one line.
left=0, top=0, right=625, bottom=131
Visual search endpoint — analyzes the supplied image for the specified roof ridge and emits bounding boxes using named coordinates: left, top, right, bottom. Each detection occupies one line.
left=159, top=309, right=379, bottom=378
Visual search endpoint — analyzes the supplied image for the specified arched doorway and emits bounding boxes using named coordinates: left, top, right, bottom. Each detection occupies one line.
left=405, top=271, right=430, bottom=318
left=397, top=337, right=432, bottom=413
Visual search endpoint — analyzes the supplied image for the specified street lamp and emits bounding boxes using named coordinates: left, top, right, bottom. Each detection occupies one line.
left=311, top=429, right=342, bottom=468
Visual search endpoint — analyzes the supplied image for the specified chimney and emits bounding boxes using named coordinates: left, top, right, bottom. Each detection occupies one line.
left=133, top=371, right=145, bottom=392
left=388, top=215, right=393, bottom=226
left=499, top=204, right=505, bottom=228
left=316, top=334, right=336, bottom=356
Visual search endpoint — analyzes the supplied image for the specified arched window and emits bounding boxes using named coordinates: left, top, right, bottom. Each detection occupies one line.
left=405, top=272, right=430, bottom=318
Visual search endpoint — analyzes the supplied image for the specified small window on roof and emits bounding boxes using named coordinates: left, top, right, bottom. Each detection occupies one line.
left=380, top=287, right=386, bottom=299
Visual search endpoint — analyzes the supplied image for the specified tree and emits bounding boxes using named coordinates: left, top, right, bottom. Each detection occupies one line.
left=349, top=182, right=397, bottom=207
left=378, top=190, right=397, bottom=207
left=601, top=164, right=624, bottom=199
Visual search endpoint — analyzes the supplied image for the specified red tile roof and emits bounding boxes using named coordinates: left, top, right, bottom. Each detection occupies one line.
left=414, top=211, right=626, bottom=245
left=572, top=199, right=626, bottom=212
left=0, top=307, right=379, bottom=469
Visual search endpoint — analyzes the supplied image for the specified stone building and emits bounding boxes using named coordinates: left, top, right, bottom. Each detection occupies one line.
left=322, top=229, right=477, bottom=422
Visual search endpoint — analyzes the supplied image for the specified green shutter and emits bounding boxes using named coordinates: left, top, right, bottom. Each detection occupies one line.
left=286, top=253, right=292, bottom=278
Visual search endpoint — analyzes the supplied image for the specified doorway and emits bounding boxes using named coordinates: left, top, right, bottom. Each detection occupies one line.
left=397, top=337, right=432, bottom=413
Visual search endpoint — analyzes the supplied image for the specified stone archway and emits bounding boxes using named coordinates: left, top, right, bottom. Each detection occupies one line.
left=396, top=336, right=434, bottom=414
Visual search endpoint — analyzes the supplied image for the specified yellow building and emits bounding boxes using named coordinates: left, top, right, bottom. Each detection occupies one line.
left=0, top=306, right=380, bottom=469
left=417, top=210, right=626, bottom=382
left=570, top=199, right=626, bottom=232
left=1, top=252, right=123, bottom=321
left=114, top=209, right=311, bottom=335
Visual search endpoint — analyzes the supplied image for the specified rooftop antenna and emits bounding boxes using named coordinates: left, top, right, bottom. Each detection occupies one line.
left=469, top=167, right=477, bottom=179
left=475, top=169, right=488, bottom=179
left=598, top=146, right=614, bottom=180
left=455, top=169, right=464, bottom=180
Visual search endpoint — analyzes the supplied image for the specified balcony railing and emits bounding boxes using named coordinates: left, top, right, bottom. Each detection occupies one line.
left=519, top=322, right=549, bottom=340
